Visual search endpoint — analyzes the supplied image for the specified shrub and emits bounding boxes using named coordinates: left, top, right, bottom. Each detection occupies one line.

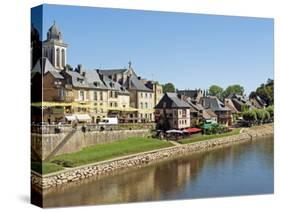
left=242, top=110, right=257, bottom=123
left=266, top=105, right=274, bottom=118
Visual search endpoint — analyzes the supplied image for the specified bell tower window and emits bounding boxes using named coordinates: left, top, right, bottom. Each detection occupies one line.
left=56, top=48, right=60, bottom=68
left=61, top=49, right=65, bottom=67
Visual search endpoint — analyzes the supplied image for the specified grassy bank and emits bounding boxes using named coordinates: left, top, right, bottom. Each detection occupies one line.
left=31, top=161, right=64, bottom=175
left=32, top=129, right=243, bottom=175
left=179, top=128, right=241, bottom=144
left=33, top=137, right=173, bottom=174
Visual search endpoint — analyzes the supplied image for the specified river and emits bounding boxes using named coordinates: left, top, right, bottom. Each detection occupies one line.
left=42, top=135, right=273, bottom=207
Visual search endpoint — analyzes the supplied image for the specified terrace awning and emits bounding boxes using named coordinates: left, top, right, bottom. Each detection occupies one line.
left=184, top=128, right=202, bottom=133
left=65, top=115, right=76, bottom=121
left=75, top=114, right=91, bottom=121
left=166, top=129, right=183, bottom=134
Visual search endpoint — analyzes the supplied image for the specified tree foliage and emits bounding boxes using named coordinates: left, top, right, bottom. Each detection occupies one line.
left=242, top=110, right=257, bottom=123
left=266, top=105, right=274, bottom=118
left=209, top=85, right=224, bottom=99
left=222, top=85, right=245, bottom=98
left=251, top=79, right=274, bottom=106
left=163, top=83, right=176, bottom=93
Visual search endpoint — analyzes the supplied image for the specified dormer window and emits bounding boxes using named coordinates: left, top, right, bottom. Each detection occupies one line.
left=77, top=77, right=84, bottom=83
left=93, top=81, right=100, bottom=87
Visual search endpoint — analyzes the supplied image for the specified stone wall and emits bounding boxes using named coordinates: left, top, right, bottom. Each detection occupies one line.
left=31, top=129, right=150, bottom=160
left=31, top=124, right=273, bottom=192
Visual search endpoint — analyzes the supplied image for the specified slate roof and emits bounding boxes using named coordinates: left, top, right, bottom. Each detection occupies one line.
left=224, top=98, right=239, bottom=113
left=125, top=75, right=152, bottom=92
left=177, top=89, right=201, bottom=99
left=255, top=95, right=267, bottom=106
left=65, top=70, right=91, bottom=88
left=200, top=96, right=230, bottom=112
left=102, top=76, right=130, bottom=94
left=84, top=70, right=107, bottom=90
left=155, top=93, right=191, bottom=109
left=204, top=108, right=218, bottom=119
left=31, top=57, right=64, bottom=79
left=186, top=98, right=203, bottom=112
left=99, top=69, right=128, bottom=76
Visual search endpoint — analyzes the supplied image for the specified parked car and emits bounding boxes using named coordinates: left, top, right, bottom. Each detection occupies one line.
left=98, top=117, right=118, bottom=125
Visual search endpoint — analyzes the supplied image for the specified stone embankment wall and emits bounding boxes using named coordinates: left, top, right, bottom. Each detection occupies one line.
left=31, top=129, right=150, bottom=160
left=31, top=124, right=273, bottom=191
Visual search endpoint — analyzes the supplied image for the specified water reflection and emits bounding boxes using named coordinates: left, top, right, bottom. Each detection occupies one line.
left=43, top=136, right=273, bottom=207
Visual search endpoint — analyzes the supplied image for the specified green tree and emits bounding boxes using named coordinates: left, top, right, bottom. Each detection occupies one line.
left=163, top=83, right=176, bottom=93
left=209, top=85, right=224, bottom=98
left=264, top=110, right=270, bottom=121
left=242, top=110, right=257, bottom=124
left=254, top=109, right=266, bottom=124
left=266, top=105, right=274, bottom=118
left=254, top=79, right=274, bottom=105
left=222, top=85, right=245, bottom=98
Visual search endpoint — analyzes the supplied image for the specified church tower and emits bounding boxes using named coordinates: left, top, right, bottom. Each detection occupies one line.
left=42, top=21, right=68, bottom=70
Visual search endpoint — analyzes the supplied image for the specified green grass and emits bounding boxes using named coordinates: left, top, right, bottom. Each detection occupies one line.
left=49, top=137, right=173, bottom=169
left=31, top=161, right=64, bottom=175
left=179, top=128, right=241, bottom=144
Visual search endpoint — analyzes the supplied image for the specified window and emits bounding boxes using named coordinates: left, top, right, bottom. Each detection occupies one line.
left=150, top=93, right=152, bottom=98
left=61, top=49, right=65, bottom=67
left=141, top=92, right=143, bottom=98
left=100, top=91, right=103, bottom=100
left=56, top=48, right=60, bottom=67
left=145, top=93, right=148, bottom=98
left=140, top=102, right=143, bottom=109
left=94, top=91, right=97, bottom=101
left=59, top=88, right=65, bottom=97
left=110, top=91, right=113, bottom=98
left=79, top=90, right=84, bottom=101
left=115, top=91, right=118, bottom=98
left=115, top=102, right=118, bottom=107
left=145, top=103, right=148, bottom=109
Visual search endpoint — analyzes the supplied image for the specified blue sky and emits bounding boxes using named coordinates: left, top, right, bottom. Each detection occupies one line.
left=32, top=4, right=274, bottom=94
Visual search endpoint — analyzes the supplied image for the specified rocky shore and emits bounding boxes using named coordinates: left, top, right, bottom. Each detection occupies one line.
left=31, top=124, right=273, bottom=193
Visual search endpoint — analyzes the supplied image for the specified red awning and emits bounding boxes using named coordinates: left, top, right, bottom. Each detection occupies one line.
left=184, top=128, right=202, bottom=133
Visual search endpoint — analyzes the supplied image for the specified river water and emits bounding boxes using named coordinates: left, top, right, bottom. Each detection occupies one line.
left=42, top=136, right=273, bottom=207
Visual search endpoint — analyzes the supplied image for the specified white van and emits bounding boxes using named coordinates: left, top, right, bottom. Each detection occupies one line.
left=98, top=117, right=118, bottom=125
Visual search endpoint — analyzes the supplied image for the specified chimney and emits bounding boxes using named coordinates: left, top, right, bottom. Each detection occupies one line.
left=77, top=64, right=83, bottom=75
left=127, top=75, right=131, bottom=89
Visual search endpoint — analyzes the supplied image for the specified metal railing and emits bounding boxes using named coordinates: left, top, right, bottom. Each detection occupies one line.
left=31, top=122, right=155, bottom=134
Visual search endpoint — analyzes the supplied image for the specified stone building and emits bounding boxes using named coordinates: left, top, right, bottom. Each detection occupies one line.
left=142, top=80, right=163, bottom=107
left=99, top=63, right=155, bottom=123
left=31, top=57, right=69, bottom=123
left=155, top=92, right=191, bottom=130
left=101, top=74, right=131, bottom=122
left=31, top=22, right=159, bottom=124
left=199, top=96, right=232, bottom=126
